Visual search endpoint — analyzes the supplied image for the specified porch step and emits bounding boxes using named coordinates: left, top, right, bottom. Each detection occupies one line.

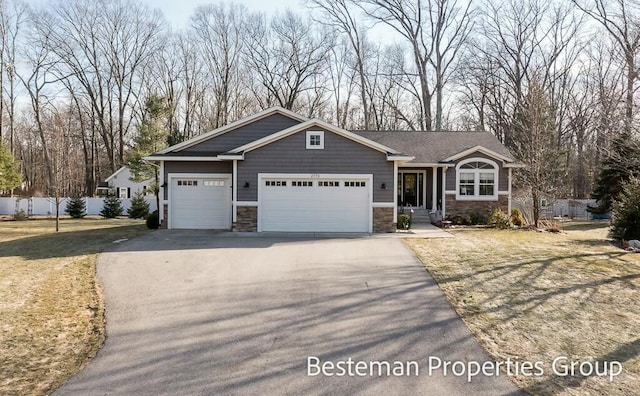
left=399, top=208, right=434, bottom=224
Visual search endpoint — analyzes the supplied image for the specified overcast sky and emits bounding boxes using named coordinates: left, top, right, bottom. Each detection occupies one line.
left=142, top=0, right=305, bottom=29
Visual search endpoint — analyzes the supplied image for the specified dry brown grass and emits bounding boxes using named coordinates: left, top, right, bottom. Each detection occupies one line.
left=406, top=222, right=640, bottom=396
left=0, top=219, right=149, bottom=396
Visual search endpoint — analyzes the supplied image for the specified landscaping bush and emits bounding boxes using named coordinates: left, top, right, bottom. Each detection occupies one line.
left=488, top=208, right=511, bottom=229
left=448, top=215, right=465, bottom=225
left=397, top=213, right=412, bottom=229
left=510, top=208, right=526, bottom=227
left=65, top=196, right=86, bottom=219
left=14, top=209, right=27, bottom=221
left=100, top=196, right=123, bottom=218
left=146, top=210, right=160, bottom=229
left=611, top=177, right=640, bottom=240
left=469, top=212, right=487, bottom=225
left=127, top=191, right=150, bottom=219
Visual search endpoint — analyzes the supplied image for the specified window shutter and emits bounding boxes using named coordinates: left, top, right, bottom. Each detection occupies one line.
left=127, top=187, right=131, bottom=198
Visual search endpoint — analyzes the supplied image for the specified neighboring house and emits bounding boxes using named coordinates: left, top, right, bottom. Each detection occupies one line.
left=96, top=166, right=151, bottom=198
left=146, top=107, right=521, bottom=232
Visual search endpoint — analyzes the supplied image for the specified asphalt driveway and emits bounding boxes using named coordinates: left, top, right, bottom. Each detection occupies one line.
left=56, top=231, right=522, bottom=395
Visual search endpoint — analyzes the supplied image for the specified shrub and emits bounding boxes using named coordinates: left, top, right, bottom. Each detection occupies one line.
left=127, top=191, right=150, bottom=219
left=14, top=209, right=27, bottom=221
left=146, top=210, right=160, bottom=229
left=100, top=196, right=123, bottom=218
left=397, top=213, right=412, bottom=229
left=510, top=208, right=526, bottom=227
left=65, top=196, right=86, bottom=219
left=611, top=177, right=640, bottom=240
left=469, top=212, right=487, bottom=225
left=488, top=208, right=511, bottom=229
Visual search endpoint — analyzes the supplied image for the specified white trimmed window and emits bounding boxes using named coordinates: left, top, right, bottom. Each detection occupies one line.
left=455, top=158, right=498, bottom=200
left=306, top=130, right=324, bottom=149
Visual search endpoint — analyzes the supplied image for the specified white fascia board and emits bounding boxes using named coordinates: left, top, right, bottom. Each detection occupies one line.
left=144, top=156, right=223, bottom=161
left=387, top=155, right=415, bottom=162
left=157, top=107, right=309, bottom=154
left=217, top=154, right=244, bottom=160
left=504, top=163, right=526, bottom=168
left=104, top=166, right=127, bottom=182
left=229, top=119, right=402, bottom=155
left=443, top=145, right=515, bottom=163
left=399, top=162, right=455, bottom=168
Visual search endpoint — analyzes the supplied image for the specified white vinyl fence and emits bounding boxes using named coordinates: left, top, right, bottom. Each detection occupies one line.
left=0, top=196, right=157, bottom=216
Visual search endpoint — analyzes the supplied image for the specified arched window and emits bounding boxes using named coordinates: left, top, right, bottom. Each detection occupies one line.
left=455, top=158, right=498, bottom=200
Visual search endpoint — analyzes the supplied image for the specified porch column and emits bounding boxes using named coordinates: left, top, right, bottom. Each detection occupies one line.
left=393, top=161, right=398, bottom=223
left=232, top=160, right=238, bottom=223
left=442, top=167, right=447, bottom=218
left=431, top=166, right=438, bottom=211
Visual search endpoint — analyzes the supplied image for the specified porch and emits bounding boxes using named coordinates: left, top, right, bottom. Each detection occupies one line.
left=397, top=167, right=445, bottom=216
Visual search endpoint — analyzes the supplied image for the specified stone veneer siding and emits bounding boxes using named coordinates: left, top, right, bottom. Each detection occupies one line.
left=373, top=207, right=395, bottom=233
left=235, top=206, right=258, bottom=232
left=445, top=195, right=509, bottom=218
left=161, top=204, right=168, bottom=229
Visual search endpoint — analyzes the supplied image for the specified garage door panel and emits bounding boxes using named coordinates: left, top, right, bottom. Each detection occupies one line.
left=260, top=177, right=370, bottom=232
left=170, top=177, right=231, bottom=229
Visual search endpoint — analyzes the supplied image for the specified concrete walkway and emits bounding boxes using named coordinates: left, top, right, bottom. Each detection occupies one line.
left=56, top=232, right=519, bottom=396
left=390, top=223, right=454, bottom=239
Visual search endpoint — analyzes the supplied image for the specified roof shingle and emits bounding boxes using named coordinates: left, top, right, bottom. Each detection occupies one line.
left=352, top=130, right=515, bottom=163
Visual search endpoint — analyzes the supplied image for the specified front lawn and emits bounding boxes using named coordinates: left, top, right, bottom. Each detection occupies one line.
left=407, top=222, right=640, bottom=395
left=0, top=219, right=149, bottom=395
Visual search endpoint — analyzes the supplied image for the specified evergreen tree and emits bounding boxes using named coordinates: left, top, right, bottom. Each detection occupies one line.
left=65, top=195, right=86, bottom=218
left=0, top=142, right=21, bottom=191
left=100, top=196, right=123, bottom=218
left=611, top=177, right=640, bottom=240
left=127, top=191, right=150, bottom=219
left=589, top=133, right=640, bottom=214
left=126, top=95, right=170, bottom=219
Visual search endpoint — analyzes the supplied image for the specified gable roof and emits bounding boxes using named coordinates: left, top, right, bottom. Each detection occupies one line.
left=158, top=106, right=308, bottom=154
left=228, top=119, right=405, bottom=157
left=352, top=130, right=516, bottom=164
left=105, top=166, right=128, bottom=182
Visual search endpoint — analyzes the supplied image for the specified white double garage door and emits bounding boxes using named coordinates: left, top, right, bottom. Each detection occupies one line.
left=169, top=173, right=372, bottom=232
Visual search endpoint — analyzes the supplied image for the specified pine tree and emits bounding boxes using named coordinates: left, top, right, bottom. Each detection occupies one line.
left=589, top=133, right=640, bottom=214
left=100, top=196, right=123, bottom=218
left=128, top=191, right=150, bottom=219
left=65, top=196, right=86, bottom=218
left=0, top=142, right=21, bottom=191
left=611, top=177, right=640, bottom=240
left=126, top=95, right=170, bottom=220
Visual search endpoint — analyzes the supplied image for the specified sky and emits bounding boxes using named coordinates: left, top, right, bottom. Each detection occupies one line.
left=143, top=0, right=307, bottom=29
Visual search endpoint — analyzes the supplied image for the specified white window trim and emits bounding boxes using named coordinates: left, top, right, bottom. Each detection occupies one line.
left=306, top=130, right=324, bottom=149
left=455, top=157, right=499, bottom=201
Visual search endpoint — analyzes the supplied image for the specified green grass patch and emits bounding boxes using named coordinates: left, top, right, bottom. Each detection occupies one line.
left=0, top=218, right=149, bottom=395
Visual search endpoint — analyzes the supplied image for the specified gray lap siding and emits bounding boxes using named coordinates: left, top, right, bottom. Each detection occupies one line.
left=181, top=113, right=301, bottom=153
left=237, top=128, right=394, bottom=202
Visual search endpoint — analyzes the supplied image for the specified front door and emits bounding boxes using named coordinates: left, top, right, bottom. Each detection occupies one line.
left=399, top=173, right=424, bottom=207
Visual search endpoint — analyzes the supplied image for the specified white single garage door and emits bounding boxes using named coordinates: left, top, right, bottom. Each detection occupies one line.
left=260, top=175, right=371, bottom=232
left=170, top=175, right=231, bottom=229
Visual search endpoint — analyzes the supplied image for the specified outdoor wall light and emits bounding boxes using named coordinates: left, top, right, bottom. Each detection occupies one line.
left=160, top=182, right=167, bottom=188
left=243, top=181, right=250, bottom=188
left=381, top=183, right=387, bottom=190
